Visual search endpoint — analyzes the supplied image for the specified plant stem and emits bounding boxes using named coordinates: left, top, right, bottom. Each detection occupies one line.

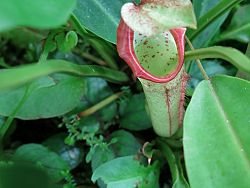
left=185, top=36, right=209, bottom=80
left=78, top=92, right=123, bottom=117
left=185, top=46, right=250, bottom=74
left=163, top=138, right=183, bottom=149
left=0, top=85, right=31, bottom=151
left=74, top=49, right=107, bottom=66
left=236, top=43, right=250, bottom=80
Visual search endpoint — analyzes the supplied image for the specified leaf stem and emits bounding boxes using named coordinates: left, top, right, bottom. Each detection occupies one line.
left=73, top=49, right=107, bottom=66
left=185, top=36, right=209, bottom=80
left=0, top=60, right=129, bottom=91
left=185, top=46, right=250, bottom=74
left=163, top=138, right=183, bottom=149
left=78, top=92, right=123, bottom=117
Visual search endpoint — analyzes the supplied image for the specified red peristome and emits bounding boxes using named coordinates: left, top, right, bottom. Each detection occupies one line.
left=117, top=19, right=186, bottom=83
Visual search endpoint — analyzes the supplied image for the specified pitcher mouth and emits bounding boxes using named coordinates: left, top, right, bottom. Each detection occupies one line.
left=117, top=19, right=186, bottom=83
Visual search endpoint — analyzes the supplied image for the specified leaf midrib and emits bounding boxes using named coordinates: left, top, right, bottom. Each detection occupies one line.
left=207, top=80, right=250, bottom=170
left=92, top=0, right=118, bottom=26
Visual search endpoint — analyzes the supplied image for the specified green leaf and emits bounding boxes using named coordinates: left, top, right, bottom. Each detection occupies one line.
left=191, top=0, right=228, bottom=47
left=0, top=28, right=45, bottom=48
left=218, top=5, right=250, bottom=43
left=74, top=78, right=117, bottom=122
left=55, top=33, right=66, bottom=50
left=90, top=146, right=116, bottom=188
left=236, top=43, right=250, bottom=80
left=65, top=31, right=78, bottom=48
left=56, top=31, right=78, bottom=52
left=120, top=94, right=151, bottom=131
left=70, top=15, right=119, bottom=69
left=0, top=162, right=56, bottom=188
left=173, top=177, right=189, bottom=188
left=188, top=60, right=236, bottom=89
left=186, top=0, right=229, bottom=80
left=0, top=74, right=86, bottom=119
left=121, top=0, right=196, bottom=36
left=109, top=130, right=141, bottom=157
left=193, top=0, right=216, bottom=19
left=91, top=146, right=115, bottom=171
left=0, top=59, right=129, bottom=91
left=13, top=144, right=70, bottom=182
left=85, top=78, right=117, bottom=121
left=43, top=133, right=84, bottom=170
left=92, top=156, right=160, bottom=188
left=184, top=75, right=250, bottom=188
left=0, top=0, right=76, bottom=32
left=188, top=0, right=243, bottom=41
left=157, top=139, right=190, bottom=188
left=73, top=0, right=132, bottom=43
left=185, top=46, right=250, bottom=75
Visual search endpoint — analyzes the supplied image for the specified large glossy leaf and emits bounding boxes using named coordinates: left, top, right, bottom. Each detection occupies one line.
left=13, top=144, right=70, bottom=182
left=188, top=0, right=243, bottom=40
left=193, top=0, right=216, bottom=19
left=0, top=74, right=85, bottom=119
left=73, top=0, right=132, bottom=43
left=191, top=0, right=228, bottom=47
left=187, top=8, right=230, bottom=89
left=184, top=75, right=250, bottom=188
left=92, top=156, right=160, bottom=188
left=0, top=0, right=76, bottom=31
left=218, top=5, right=250, bottom=43
left=187, top=0, right=229, bottom=91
